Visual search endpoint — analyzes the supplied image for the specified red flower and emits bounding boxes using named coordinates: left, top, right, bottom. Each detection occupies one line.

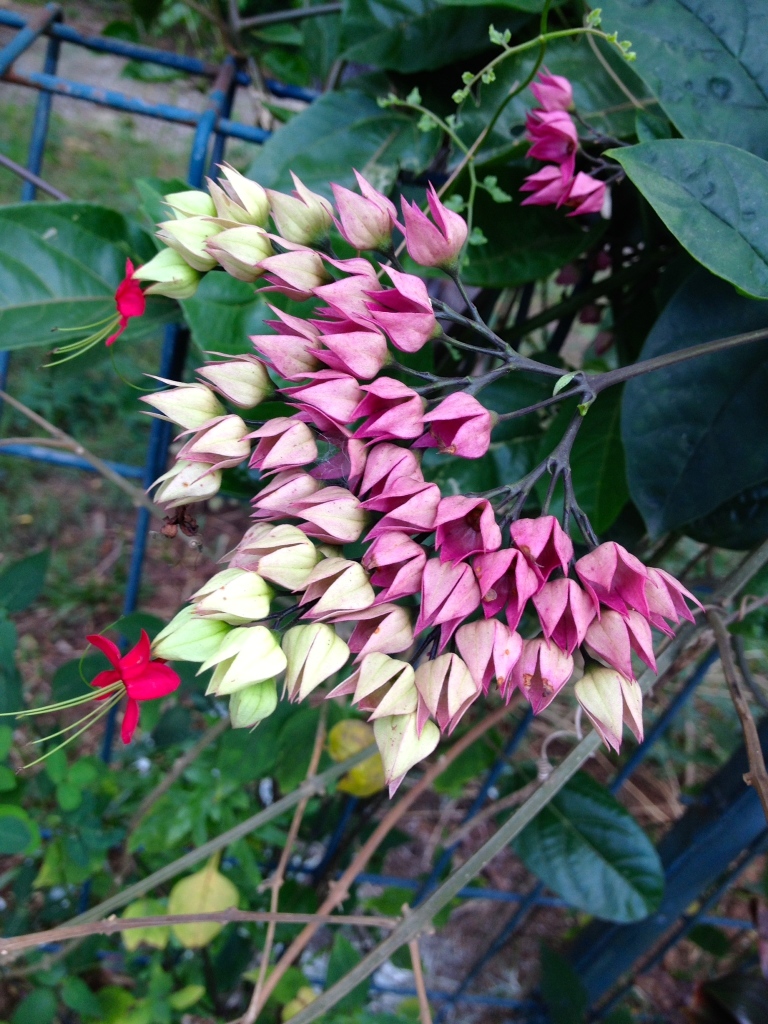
left=106, top=259, right=146, bottom=346
left=87, top=630, right=180, bottom=743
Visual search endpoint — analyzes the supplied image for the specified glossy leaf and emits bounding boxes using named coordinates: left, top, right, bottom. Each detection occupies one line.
left=0, top=203, right=174, bottom=350
left=515, top=772, right=664, bottom=922
left=247, top=89, right=438, bottom=197
left=341, top=0, right=525, bottom=73
left=599, top=0, right=768, bottom=159
left=609, top=140, right=768, bottom=299
left=0, top=549, right=49, bottom=614
left=463, top=167, right=605, bottom=288
left=181, top=273, right=271, bottom=355
left=622, top=268, right=768, bottom=540
left=167, top=854, right=239, bottom=948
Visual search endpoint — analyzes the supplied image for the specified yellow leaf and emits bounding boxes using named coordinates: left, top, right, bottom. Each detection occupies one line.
left=328, top=720, right=385, bottom=798
left=282, top=986, right=317, bottom=1021
left=167, top=853, right=239, bottom=948
left=121, top=898, right=170, bottom=951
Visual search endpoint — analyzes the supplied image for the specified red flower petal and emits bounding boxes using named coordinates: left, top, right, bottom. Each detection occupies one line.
left=126, top=663, right=181, bottom=701
left=86, top=634, right=122, bottom=669
left=120, top=630, right=152, bottom=680
left=106, top=319, right=128, bottom=347
left=90, top=669, right=121, bottom=693
left=121, top=698, right=140, bottom=744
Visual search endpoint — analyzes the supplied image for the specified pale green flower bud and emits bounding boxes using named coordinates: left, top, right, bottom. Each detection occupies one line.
left=192, top=569, right=273, bottom=625
left=132, top=248, right=202, bottom=300
left=327, top=653, right=418, bottom=719
left=208, top=165, right=270, bottom=226
left=157, top=217, right=224, bottom=272
left=266, top=173, right=333, bottom=246
left=575, top=666, right=643, bottom=753
left=197, top=355, right=272, bottom=409
left=164, top=189, right=217, bottom=219
left=152, top=460, right=221, bottom=508
left=300, top=558, right=375, bottom=620
left=152, top=606, right=231, bottom=662
left=205, top=226, right=273, bottom=282
left=282, top=623, right=349, bottom=702
left=200, top=625, right=286, bottom=695
left=140, top=381, right=225, bottom=430
left=233, top=524, right=321, bottom=591
left=373, top=713, right=440, bottom=796
left=229, top=678, right=279, bottom=728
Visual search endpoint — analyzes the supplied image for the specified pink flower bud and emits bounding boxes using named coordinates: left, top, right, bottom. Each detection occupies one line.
left=284, top=370, right=364, bottom=428
left=456, top=618, right=522, bottom=695
left=205, top=225, right=273, bottom=282
left=575, top=541, right=650, bottom=618
left=312, top=322, right=390, bottom=380
left=356, top=443, right=421, bottom=498
left=532, top=578, right=595, bottom=655
left=260, top=248, right=331, bottom=300
left=299, top=557, right=375, bottom=619
left=251, top=309, right=321, bottom=381
left=415, top=653, right=479, bottom=735
left=266, top=173, right=334, bottom=245
left=416, top=392, right=493, bottom=459
left=314, top=259, right=381, bottom=322
left=584, top=608, right=656, bottom=679
left=563, top=172, right=606, bottom=217
left=248, top=417, right=318, bottom=472
left=328, top=652, right=417, bottom=719
left=362, top=532, right=426, bottom=603
left=251, top=469, right=322, bottom=519
left=507, top=637, right=573, bottom=713
left=197, top=355, right=272, bottom=408
left=530, top=70, right=574, bottom=112
left=353, top=377, right=426, bottom=442
left=525, top=110, right=579, bottom=177
left=414, top=558, right=481, bottom=645
left=401, top=184, right=468, bottom=270
left=575, top=666, right=643, bottom=752
left=520, top=165, right=572, bottom=208
left=365, top=266, right=440, bottom=354
left=473, top=548, right=541, bottom=631
left=510, top=515, right=573, bottom=582
left=362, top=475, right=441, bottom=538
left=332, top=602, right=414, bottom=657
left=176, top=414, right=251, bottom=470
left=292, top=486, right=367, bottom=544
left=644, top=567, right=701, bottom=634
left=373, top=712, right=440, bottom=796
left=434, top=496, right=502, bottom=564
left=331, top=170, right=397, bottom=251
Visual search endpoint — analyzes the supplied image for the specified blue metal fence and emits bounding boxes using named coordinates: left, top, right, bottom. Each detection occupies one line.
left=1, top=8, right=766, bottom=1020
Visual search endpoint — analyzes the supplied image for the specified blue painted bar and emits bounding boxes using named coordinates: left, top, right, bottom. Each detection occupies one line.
left=21, top=33, right=60, bottom=201
left=0, top=443, right=144, bottom=479
left=0, top=3, right=60, bottom=77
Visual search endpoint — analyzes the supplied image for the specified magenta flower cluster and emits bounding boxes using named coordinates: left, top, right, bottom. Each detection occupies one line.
left=520, top=70, right=606, bottom=216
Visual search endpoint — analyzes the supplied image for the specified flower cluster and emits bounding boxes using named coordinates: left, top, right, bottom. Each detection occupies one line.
left=520, top=70, right=606, bottom=216
left=128, top=166, right=700, bottom=794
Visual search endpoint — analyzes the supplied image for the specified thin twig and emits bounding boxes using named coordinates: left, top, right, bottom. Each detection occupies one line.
left=243, top=707, right=328, bottom=1024
left=734, top=635, right=768, bottom=713
left=237, top=703, right=513, bottom=1020
left=0, top=389, right=163, bottom=518
left=408, top=935, right=433, bottom=1024
left=707, top=609, right=768, bottom=823
left=238, top=3, right=342, bottom=30
left=0, top=909, right=398, bottom=957
left=443, top=781, right=539, bottom=847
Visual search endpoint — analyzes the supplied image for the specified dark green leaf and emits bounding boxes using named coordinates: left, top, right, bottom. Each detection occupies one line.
left=540, top=945, right=588, bottom=1024
left=0, top=724, right=12, bottom=760
left=182, top=273, right=271, bottom=355
left=0, top=617, right=17, bottom=663
left=114, top=611, right=166, bottom=644
left=326, top=933, right=369, bottom=1012
left=515, top=772, right=664, bottom=922
left=439, top=0, right=545, bottom=8
left=152, top=706, right=191, bottom=749
left=129, top=0, right=164, bottom=28
left=599, top=0, right=768, bottom=158
left=246, top=89, right=438, bottom=197
left=621, top=268, right=768, bottom=539
left=0, top=550, right=49, bottom=614
left=56, top=781, right=83, bottom=812
left=422, top=447, right=499, bottom=496
left=608, top=140, right=768, bottom=299
left=61, top=976, right=104, bottom=1018
left=275, top=706, right=322, bottom=791
left=463, top=168, right=605, bottom=288
left=688, top=923, right=730, bottom=957
left=52, top=656, right=102, bottom=702
left=0, top=805, right=40, bottom=855
left=341, top=0, right=525, bottom=73
left=0, top=204, right=175, bottom=351
left=11, top=988, right=57, bottom=1024
left=135, top=176, right=190, bottom=236
left=432, top=741, right=495, bottom=796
